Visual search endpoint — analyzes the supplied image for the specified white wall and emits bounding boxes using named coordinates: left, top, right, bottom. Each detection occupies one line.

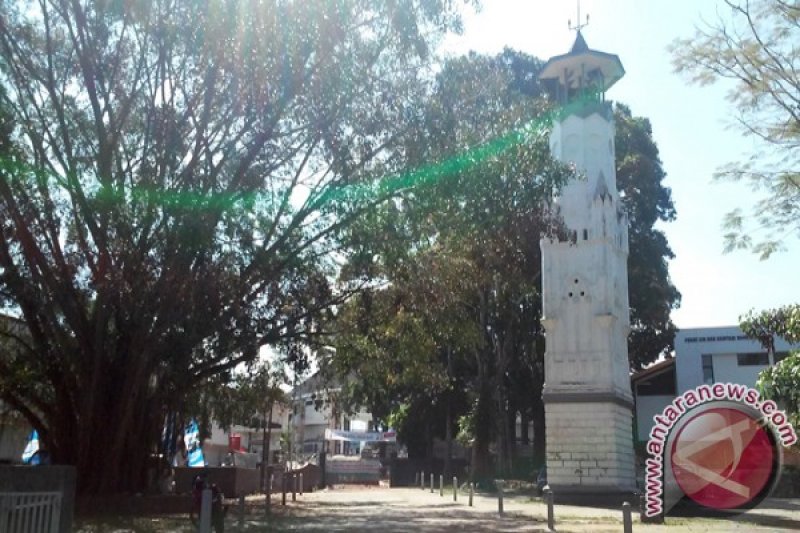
left=635, top=395, right=673, bottom=442
left=710, top=353, right=767, bottom=388
left=302, top=397, right=329, bottom=425
left=0, top=423, right=28, bottom=463
left=675, top=326, right=797, bottom=392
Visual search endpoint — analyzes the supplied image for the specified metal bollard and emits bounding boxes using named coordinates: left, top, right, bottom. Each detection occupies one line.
left=292, top=473, right=297, bottom=501
left=468, top=482, right=474, bottom=507
left=300, top=473, right=304, bottom=496
left=281, top=475, right=287, bottom=506
left=430, top=472, right=434, bottom=493
left=421, top=471, right=425, bottom=490
left=200, top=488, right=212, bottom=533
left=453, top=476, right=458, bottom=501
left=439, top=474, right=443, bottom=497
left=238, top=495, right=245, bottom=530
left=497, top=480, right=504, bottom=514
left=545, top=488, right=555, bottom=530
left=623, top=501, right=633, bottom=533
left=415, top=472, right=419, bottom=486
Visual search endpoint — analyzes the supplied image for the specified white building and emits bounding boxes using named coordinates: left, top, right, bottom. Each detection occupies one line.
left=675, top=326, right=793, bottom=391
left=202, top=417, right=285, bottom=468
left=284, top=373, right=373, bottom=459
left=632, top=325, right=797, bottom=443
left=0, top=409, right=28, bottom=464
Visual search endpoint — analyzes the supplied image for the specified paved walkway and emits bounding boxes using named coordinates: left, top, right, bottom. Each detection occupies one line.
left=238, top=486, right=799, bottom=532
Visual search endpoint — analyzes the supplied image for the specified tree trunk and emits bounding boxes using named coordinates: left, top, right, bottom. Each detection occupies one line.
left=444, top=402, right=452, bottom=479
left=443, top=347, right=453, bottom=479
left=507, top=407, right=517, bottom=473
left=520, top=410, right=530, bottom=447
left=471, top=376, right=493, bottom=483
left=260, top=403, right=274, bottom=492
left=72, top=392, right=156, bottom=494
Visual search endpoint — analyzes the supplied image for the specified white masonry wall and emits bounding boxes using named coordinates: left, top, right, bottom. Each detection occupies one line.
left=546, top=402, right=636, bottom=488
left=541, top=104, right=636, bottom=494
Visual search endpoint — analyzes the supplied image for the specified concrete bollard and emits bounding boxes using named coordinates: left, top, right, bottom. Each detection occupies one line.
left=497, top=480, right=504, bottom=514
left=439, top=474, right=443, bottom=497
left=430, top=472, right=434, bottom=493
left=300, top=473, right=304, bottom=496
left=266, top=474, right=272, bottom=514
left=545, top=488, right=555, bottom=530
left=453, top=476, right=457, bottom=501
left=200, top=488, right=212, bottom=533
left=468, top=482, right=474, bottom=507
left=292, top=473, right=297, bottom=502
left=238, top=495, right=245, bottom=530
left=623, top=501, right=633, bottom=533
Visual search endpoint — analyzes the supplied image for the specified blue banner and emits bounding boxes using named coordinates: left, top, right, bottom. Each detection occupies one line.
left=21, top=429, right=39, bottom=465
left=184, top=419, right=205, bottom=467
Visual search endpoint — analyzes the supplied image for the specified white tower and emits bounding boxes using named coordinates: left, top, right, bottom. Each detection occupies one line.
left=539, top=31, right=636, bottom=500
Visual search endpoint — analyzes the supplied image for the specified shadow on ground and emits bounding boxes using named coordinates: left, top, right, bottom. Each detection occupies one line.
left=244, top=500, right=549, bottom=532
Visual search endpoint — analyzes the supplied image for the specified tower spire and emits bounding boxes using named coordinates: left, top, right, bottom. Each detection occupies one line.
left=568, top=0, right=589, bottom=33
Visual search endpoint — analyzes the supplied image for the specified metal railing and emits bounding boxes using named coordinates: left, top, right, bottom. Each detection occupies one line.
left=0, top=492, right=62, bottom=533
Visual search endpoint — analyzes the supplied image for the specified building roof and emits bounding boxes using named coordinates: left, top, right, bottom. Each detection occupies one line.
left=631, top=357, right=675, bottom=384
left=570, top=31, right=589, bottom=53
left=538, top=31, right=625, bottom=93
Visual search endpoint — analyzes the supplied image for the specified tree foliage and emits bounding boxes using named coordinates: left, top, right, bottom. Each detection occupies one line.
left=614, top=104, right=680, bottom=369
left=328, top=49, right=570, bottom=477
left=671, top=0, right=800, bottom=258
left=741, top=304, right=800, bottom=431
left=0, top=0, right=464, bottom=493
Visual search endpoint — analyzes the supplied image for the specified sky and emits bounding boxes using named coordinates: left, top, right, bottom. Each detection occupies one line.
left=441, top=0, right=800, bottom=329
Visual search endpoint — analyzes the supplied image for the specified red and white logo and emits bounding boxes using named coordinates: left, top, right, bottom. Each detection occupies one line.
left=671, top=407, right=775, bottom=510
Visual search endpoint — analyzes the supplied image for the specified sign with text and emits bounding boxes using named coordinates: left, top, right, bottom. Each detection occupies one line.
left=644, top=383, right=797, bottom=518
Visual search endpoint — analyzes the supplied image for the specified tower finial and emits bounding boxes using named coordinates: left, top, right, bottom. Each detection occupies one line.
left=568, top=0, right=590, bottom=33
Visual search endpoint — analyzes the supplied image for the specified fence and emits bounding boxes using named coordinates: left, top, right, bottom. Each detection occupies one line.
left=0, top=492, right=62, bottom=533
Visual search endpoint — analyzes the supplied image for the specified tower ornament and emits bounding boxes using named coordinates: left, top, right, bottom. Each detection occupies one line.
left=568, top=0, right=590, bottom=33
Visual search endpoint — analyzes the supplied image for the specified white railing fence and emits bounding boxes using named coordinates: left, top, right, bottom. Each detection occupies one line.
left=0, top=492, right=62, bottom=533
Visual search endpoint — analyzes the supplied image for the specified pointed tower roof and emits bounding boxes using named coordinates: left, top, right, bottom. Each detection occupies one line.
left=570, top=30, right=589, bottom=53
left=539, top=32, right=625, bottom=93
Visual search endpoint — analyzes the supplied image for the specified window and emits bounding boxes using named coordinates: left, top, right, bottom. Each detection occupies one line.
left=737, top=352, right=769, bottom=366
left=701, top=354, right=714, bottom=384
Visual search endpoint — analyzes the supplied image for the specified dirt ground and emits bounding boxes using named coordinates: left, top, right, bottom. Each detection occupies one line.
left=76, top=485, right=800, bottom=532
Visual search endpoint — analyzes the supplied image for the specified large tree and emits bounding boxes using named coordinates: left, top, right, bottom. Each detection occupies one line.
left=671, top=0, right=800, bottom=258
left=0, top=0, right=465, bottom=493
left=329, top=50, right=570, bottom=479
left=740, top=304, right=800, bottom=433
left=614, top=104, right=681, bottom=369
